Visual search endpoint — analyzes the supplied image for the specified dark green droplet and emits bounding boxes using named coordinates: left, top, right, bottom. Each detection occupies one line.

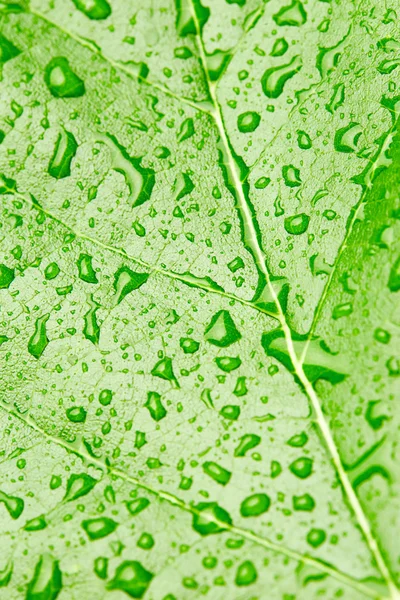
left=332, top=302, right=353, bottom=319
left=145, top=391, right=167, bottom=421
left=137, top=533, right=154, bottom=550
left=287, top=432, right=308, bottom=447
left=126, top=497, right=150, bottom=516
left=71, top=0, right=111, bottom=20
left=233, top=376, right=247, bottom=397
left=215, top=356, right=241, bottom=372
left=94, top=557, right=108, bottom=580
left=135, top=431, right=147, bottom=449
left=273, top=0, right=307, bottom=26
left=106, top=561, right=153, bottom=599
left=297, top=130, right=312, bottom=149
left=177, top=117, right=195, bottom=142
left=388, top=256, right=400, bottom=291
left=234, top=434, right=261, bottom=457
left=0, top=264, right=15, bottom=289
left=289, top=457, right=313, bottom=478
left=50, top=475, right=62, bottom=490
left=325, top=83, right=345, bottom=114
left=284, top=213, right=309, bottom=235
left=48, top=130, right=78, bottom=179
left=205, top=310, right=241, bottom=347
left=99, top=389, right=113, bottom=406
left=66, top=406, right=87, bottom=423
left=24, top=515, right=47, bottom=531
left=261, top=55, right=302, bottom=98
left=28, top=314, right=50, bottom=359
left=202, top=556, right=217, bottom=569
left=219, top=405, right=240, bottom=420
left=64, top=473, right=97, bottom=502
left=334, top=122, right=362, bottom=153
left=26, top=554, right=62, bottom=600
left=44, top=57, right=85, bottom=98
left=0, top=490, right=24, bottom=519
left=77, top=253, right=98, bottom=283
left=365, top=400, right=389, bottom=430
left=240, top=493, right=270, bottom=517
left=114, top=266, right=150, bottom=304
left=44, top=262, right=60, bottom=280
left=293, top=494, right=315, bottom=511
left=237, top=111, right=261, bottom=133
left=151, top=356, right=179, bottom=386
left=192, top=502, right=232, bottom=536
left=0, top=560, right=13, bottom=587
left=0, top=33, right=21, bottom=64
left=83, top=295, right=101, bottom=345
left=282, top=165, right=302, bottom=187
left=82, top=517, right=118, bottom=540
left=306, top=528, right=326, bottom=548
left=180, top=337, right=200, bottom=353
left=254, top=176, right=270, bottom=189
left=270, top=37, right=289, bottom=57
left=235, top=561, right=257, bottom=586
left=202, top=461, right=232, bottom=485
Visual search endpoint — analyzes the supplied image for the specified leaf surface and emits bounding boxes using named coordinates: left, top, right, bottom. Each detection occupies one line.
left=0, top=1, right=399, bottom=599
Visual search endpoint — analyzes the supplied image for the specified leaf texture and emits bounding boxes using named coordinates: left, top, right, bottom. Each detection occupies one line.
left=0, top=0, right=399, bottom=599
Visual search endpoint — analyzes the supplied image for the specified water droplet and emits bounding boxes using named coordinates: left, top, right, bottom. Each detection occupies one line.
left=270, top=38, right=289, bottom=57
left=82, top=517, right=118, bottom=540
left=48, top=130, right=78, bottom=179
left=237, top=111, right=261, bottom=133
left=99, top=389, right=113, bottom=406
left=94, top=557, right=108, bottom=580
left=0, top=490, right=24, bottom=519
left=240, top=493, right=270, bottom=517
left=126, top=497, right=150, bottom=516
left=388, top=256, right=400, bottom=291
left=177, top=118, right=195, bottom=142
left=66, top=406, right=87, bottom=423
left=137, top=533, right=154, bottom=550
left=306, top=528, right=326, bottom=548
left=44, top=57, right=85, bottom=98
left=204, top=310, right=241, bottom=347
left=114, top=266, right=150, bottom=305
left=282, top=164, right=302, bottom=187
left=261, top=55, right=302, bottom=98
left=0, top=33, right=20, bottom=64
left=235, top=561, right=257, bottom=586
left=180, top=337, right=200, bottom=354
left=215, top=356, right=241, bottom=372
left=26, top=555, right=62, bottom=600
left=77, top=254, right=98, bottom=284
left=234, top=434, right=261, bottom=457
left=63, top=473, right=97, bottom=502
left=151, top=356, right=179, bottom=386
left=44, top=262, right=60, bottom=280
left=293, top=494, right=315, bottom=511
left=28, top=314, right=50, bottom=359
left=219, top=405, right=240, bottom=420
left=83, top=294, right=100, bottom=345
left=0, top=264, right=15, bottom=289
left=289, top=457, right=313, bottom=478
left=334, top=122, right=362, bottom=153
left=192, top=502, right=232, bottom=536
left=72, top=0, right=111, bottom=20
left=106, top=561, right=153, bottom=599
left=24, top=515, right=47, bottom=531
left=202, top=461, right=232, bottom=485
left=145, top=392, right=167, bottom=421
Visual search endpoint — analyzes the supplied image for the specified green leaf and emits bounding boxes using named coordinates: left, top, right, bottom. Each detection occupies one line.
left=0, top=1, right=399, bottom=599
